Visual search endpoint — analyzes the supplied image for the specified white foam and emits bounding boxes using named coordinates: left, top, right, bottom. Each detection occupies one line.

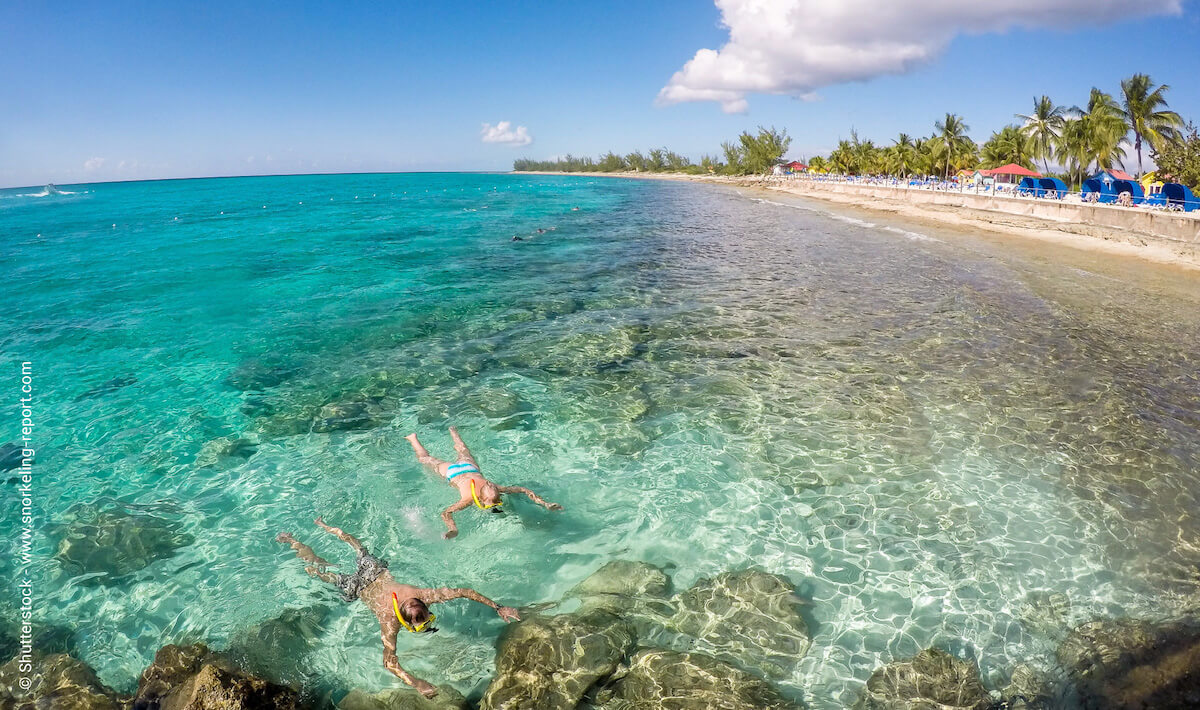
left=752, top=197, right=939, bottom=242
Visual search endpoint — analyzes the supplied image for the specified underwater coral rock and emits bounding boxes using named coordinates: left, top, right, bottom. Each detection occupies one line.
left=481, top=609, right=636, bottom=710
left=1057, top=617, right=1200, bottom=709
left=669, top=568, right=811, bottom=678
left=51, top=501, right=195, bottom=585
left=853, top=647, right=990, bottom=710
left=592, top=648, right=799, bottom=710
left=0, top=652, right=122, bottom=710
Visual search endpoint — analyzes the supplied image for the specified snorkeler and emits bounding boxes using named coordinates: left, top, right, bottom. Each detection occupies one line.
left=405, top=426, right=563, bottom=539
left=276, top=518, right=520, bottom=698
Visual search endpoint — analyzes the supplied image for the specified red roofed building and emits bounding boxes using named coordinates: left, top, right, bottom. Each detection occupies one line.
left=785, top=161, right=807, bottom=172
left=982, top=163, right=1042, bottom=185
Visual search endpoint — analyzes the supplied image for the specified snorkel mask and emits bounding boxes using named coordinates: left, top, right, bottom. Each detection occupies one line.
left=393, top=592, right=437, bottom=633
left=471, top=479, right=503, bottom=513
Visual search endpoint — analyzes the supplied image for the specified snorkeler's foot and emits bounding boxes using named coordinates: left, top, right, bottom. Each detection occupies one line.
left=275, top=532, right=295, bottom=544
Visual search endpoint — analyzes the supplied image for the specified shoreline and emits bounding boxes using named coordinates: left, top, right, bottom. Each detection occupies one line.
left=517, top=171, right=1200, bottom=271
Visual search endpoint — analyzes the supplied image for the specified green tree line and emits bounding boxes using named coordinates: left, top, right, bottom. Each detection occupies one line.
left=513, top=126, right=792, bottom=176
left=515, top=74, right=1195, bottom=190
left=814, top=74, right=1186, bottom=188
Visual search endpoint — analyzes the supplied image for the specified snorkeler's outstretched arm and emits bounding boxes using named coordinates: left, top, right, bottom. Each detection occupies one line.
left=498, top=485, right=564, bottom=511
left=440, top=499, right=472, bottom=539
left=380, top=619, right=437, bottom=698
left=422, top=587, right=521, bottom=622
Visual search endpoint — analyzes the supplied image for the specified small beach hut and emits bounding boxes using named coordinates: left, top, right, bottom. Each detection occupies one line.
left=785, top=161, right=807, bottom=173
left=989, top=163, right=1041, bottom=188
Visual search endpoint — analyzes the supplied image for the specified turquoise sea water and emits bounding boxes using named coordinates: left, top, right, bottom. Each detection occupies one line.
left=2, top=173, right=1199, bottom=707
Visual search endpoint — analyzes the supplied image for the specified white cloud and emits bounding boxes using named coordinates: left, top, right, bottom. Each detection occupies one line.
left=83, top=157, right=106, bottom=171
left=481, top=121, right=533, bottom=146
left=659, top=0, right=1183, bottom=113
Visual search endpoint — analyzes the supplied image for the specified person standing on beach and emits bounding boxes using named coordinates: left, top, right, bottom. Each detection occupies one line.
left=276, top=518, right=521, bottom=698
left=405, top=426, right=563, bottom=539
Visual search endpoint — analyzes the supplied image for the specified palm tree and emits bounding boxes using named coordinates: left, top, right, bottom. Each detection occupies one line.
left=888, top=133, right=917, bottom=177
left=933, top=113, right=971, bottom=179
left=1016, top=96, right=1066, bottom=174
left=981, top=125, right=1034, bottom=169
left=829, top=139, right=855, bottom=174
left=1085, top=88, right=1127, bottom=171
left=1120, top=74, right=1184, bottom=176
left=1056, top=116, right=1093, bottom=189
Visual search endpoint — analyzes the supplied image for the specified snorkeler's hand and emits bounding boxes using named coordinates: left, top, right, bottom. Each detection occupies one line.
left=442, top=529, right=458, bottom=540
left=547, top=503, right=564, bottom=511
left=413, top=679, right=438, bottom=699
left=498, top=606, right=521, bottom=622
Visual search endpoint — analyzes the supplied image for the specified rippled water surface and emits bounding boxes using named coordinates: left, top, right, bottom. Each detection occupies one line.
left=2, top=173, right=1199, bottom=707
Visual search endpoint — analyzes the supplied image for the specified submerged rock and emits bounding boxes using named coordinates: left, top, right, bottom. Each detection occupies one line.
left=592, top=649, right=798, bottom=710
left=194, top=436, right=260, bottom=467
left=312, top=399, right=388, bottom=433
left=480, top=609, right=636, bottom=710
left=51, top=501, right=194, bottom=584
left=1017, top=591, right=1071, bottom=641
left=0, top=652, right=123, bottom=710
left=567, top=560, right=676, bottom=628
left=338, top=685, right=469, bottom=710
left=853, top=647, right=990, bottom=710
left=569, top=560, right=672, bottom=600
left=225, top=605, right=331, bottom=689
left=74, top=374, right=137, bottom=401
left=225, top=358, right=298, bottom=392
left=134, top=642, right=301, bottom=710
left=668, top=568, right=811, bottom=678
left=1056, top=617, right=1200, bottom=709
left=1000, top=663, right=1055, bottom=710
left=0, top=442, right=26, bottom=471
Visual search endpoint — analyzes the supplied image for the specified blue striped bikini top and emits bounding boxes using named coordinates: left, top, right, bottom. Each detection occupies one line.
left=446, top=461, right=480, bottom=481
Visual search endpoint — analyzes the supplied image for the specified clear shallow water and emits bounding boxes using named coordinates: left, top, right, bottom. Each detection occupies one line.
left=2, top=173, right=1199, bottom=707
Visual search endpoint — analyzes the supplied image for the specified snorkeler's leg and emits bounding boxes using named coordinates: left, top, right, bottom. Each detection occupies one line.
left=313, top=517, right=367, bottom=554
left=405, top=433, right=449, bottom=472
left=276, top=532, right=339, bottom=583
left=448, top=426, right=478, bottom=466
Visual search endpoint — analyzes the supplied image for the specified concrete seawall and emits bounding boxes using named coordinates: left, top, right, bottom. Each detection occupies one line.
left=780, top=180, right=1200, bottom=245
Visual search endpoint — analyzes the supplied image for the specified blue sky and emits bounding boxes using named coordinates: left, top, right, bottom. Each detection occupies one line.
left=2, top=1, right=1198, bottom=187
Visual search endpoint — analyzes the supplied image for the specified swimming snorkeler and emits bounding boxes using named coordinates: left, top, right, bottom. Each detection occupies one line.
left=275, top=518, right=520, bottom=698
left=405, top=426, right=563, bottom=539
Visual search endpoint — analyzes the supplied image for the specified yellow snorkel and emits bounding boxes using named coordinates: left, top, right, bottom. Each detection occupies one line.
left=393, top=592, right=436, bottom=633
left=471, top=479, right=502, bottom=510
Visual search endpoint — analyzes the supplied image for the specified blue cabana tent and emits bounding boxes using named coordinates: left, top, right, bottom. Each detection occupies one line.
left=1018, top=176, right=1068, bottom=198
left=1018, top=176, right=1043, bottom=196
left=1161, top=183, right=1200, bottom=212
left=1082, top=176, right=1117, bottom=203
left=1111, top=179, right=1145, bottom=204
left=1037, top=177, right=1067, bottom=198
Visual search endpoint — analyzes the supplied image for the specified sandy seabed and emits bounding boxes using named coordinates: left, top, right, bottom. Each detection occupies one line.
left=518, top=171, right=1200, bottom=273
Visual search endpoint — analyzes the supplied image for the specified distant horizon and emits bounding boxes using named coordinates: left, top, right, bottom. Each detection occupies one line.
left=1, top=169, right=532, bottom=191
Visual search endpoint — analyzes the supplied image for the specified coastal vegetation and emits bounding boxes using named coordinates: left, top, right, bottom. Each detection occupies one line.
left=513, top=126, right=791, bottom=177
left=515, top=74, right=1195, bottom=190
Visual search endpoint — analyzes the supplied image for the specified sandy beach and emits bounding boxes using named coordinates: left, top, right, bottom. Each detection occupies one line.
left=518, top=171, right=1200, bottom=271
